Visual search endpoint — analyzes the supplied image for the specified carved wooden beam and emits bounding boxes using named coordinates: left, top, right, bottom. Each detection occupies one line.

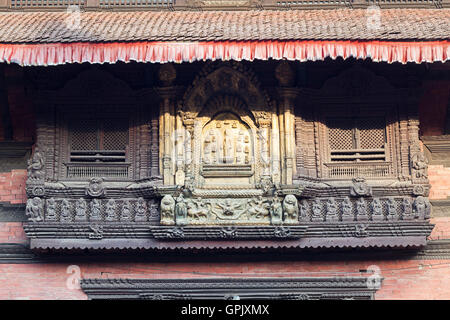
left=80, top=277, right=382, bottom=300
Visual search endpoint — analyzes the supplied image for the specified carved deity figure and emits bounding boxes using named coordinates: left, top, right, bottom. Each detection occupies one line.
left=371, top=198, right=384, bottom=221
left=26, top=197, right=44, bottom=222
left=27, top=151, right=44, bottom=181
left=187, top=197, right=209, bottom=221
left=214, top=198, right=244, bottom=218
left=175, top=194, right=188, bottom=225
left=325, top=198, right=339, bottom=222
left=89, top=199, right=102, bottom=221
left=120, top=200, right=133, bottom=222
left=282, top=195, right=298, bottom=224
left=60, top=199, right=72, bottom=223
left=149, top=200, right=160, bottom=221
left=413, top=196, right=431, bottom=220
left=311, top=199, right=323, bottom=222
left=341, top=197, right=354, bottom=222
left=46, top=198, right=57, bottom=221
left=105, top=199, right=117, bottom=222
left=135, top=198, right=148, bottom=222
left=356, top=198, right=369, bottom=221
left=411, top=152, right=429, bottom=179
left=202, top=113, right=252, bottom=166
left=74, top=198, right=87, bottom=222
left=160, top=195, right=176, bottom=225
left=299, top=199, right=310, bottom=222
left=270, top=195, right=283, bottom=225
left=402, top=198, right=413, bottom=220
left=248, top=196, right=270, bottom=220
left=387, top=198, right=397, bottom=221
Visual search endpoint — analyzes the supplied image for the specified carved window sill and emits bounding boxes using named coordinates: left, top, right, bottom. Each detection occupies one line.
left=323, top=162, right=393, bottom=179
left=201, top=164, right=253, bottom=177
left=65, top=162, right=132, bottom=180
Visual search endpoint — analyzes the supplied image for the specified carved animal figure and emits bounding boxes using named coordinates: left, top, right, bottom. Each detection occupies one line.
left=160, top=195, right=176, bottom=225
left=282, top=195, right=298, bottom=222
left=187, top=197, right=209, bottom=221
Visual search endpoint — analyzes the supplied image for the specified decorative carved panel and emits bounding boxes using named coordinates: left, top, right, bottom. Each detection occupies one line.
left=22, top=62, right=434, bottom=251
left=81, top=277, right=382, bottom=300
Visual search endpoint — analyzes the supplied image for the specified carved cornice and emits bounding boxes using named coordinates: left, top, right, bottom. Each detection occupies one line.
left=2, top=239, right=450, bottom=264
left=80, top=277, right=381, bottom=300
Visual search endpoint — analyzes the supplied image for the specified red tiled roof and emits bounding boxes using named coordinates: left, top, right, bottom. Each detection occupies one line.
left=0, top=9, right=448, bottom=43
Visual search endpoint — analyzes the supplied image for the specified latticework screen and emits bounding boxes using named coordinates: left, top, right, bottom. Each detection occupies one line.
left=327, top=117, right=386, bottom=162
left=68, top=117, right=129, bottom=164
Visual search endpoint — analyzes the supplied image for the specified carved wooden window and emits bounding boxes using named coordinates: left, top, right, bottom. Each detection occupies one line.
left=66, top=116, right=131, bottom=179
left=327, top=117, right=386, bottom=162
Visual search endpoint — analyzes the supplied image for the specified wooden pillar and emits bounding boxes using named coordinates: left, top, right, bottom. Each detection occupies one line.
left=156, top=63, right=179, bottom=186
left=275, top=61, right=298, bottom=185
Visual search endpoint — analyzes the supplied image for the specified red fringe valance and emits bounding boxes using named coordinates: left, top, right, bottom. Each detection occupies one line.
left=0, top=40, right=448, bottom=66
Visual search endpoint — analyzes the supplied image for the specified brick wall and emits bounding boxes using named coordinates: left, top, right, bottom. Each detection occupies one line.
left=0, top=259, right=449, bottom=300
left=0, top=170, right=27, bottom=205
left=0, top=222, right=26, bottom=243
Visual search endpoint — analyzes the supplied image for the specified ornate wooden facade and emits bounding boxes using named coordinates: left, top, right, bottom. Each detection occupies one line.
left=23, top=60, right=433, bottom=250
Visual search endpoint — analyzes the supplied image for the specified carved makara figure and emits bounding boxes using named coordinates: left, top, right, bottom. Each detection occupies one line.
left=105, top=199, right=118, bottom=222
left=27, top=151, right=44, bottom=181
left=270, top=195, right=283, bottom=225
left=350, top=178, right=372, bottom=197
left=160, top=195, right=176, bottom=225
left=86, top=177, right=106, bottom=198
left=371, top=198, right=384, bottom=221
left=60, top=199, right=72, bottom=222
left=26, top=197, right=44, bottom=222
left=175, top=194, right=188, bottom=225
left=74, top=198, right=87, bottom=222
left=89, top=199, right=102, bottom=221
left=325, top=198, right=339, bottom=222
left=258, top=176, right=274, bottom=195
left=299, top=199, right=309, bottom=222
left=402, top=198, right=413, bottom=220
left=282, top=195, right=298, bottom=224
left=387, top=198, right=397, bottom=221
left=341, top=197, right=354, bottom=222
left=411, top=152, right=428, bottom=179
left=187, top=197, right=209, bottom=221
left=120, top=200, right=133, bottom=222
left=356, top=198, right=369, bottom=221
left=413, top=196, right=431, bottom=220
left=311, top=199, right=323, bottom=222
left=135, top=198, right=148, bottom=222
left=248, top=196, right=270, bottom=220
left=46, top=198, right=57, bottom=221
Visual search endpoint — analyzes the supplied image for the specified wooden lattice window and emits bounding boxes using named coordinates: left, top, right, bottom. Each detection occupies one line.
left=69, top=117, right=129, bottom=163
left=66, top=116, right=131, bottom=179
left=327, top=117, right=386, bottom=162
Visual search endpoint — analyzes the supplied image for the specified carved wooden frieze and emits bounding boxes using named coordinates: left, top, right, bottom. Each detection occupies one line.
left=81, top=277, right=382, bottom=300
left=22, top=62, right=434, bottom=251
